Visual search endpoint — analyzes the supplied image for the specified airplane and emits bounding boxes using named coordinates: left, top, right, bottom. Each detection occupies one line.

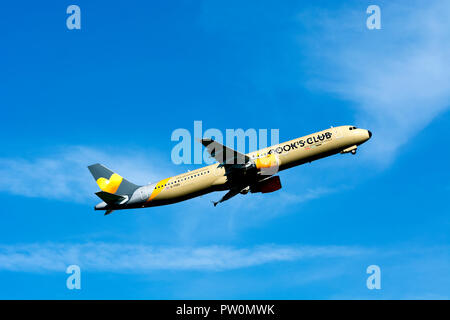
left=88, top=125, right=372, bottom=215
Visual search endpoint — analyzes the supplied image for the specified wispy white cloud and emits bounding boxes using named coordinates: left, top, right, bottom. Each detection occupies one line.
left=276, top=187, right=339, bottom=204
left=0, top=243, right=364, bottom=273
left=0, top=146, right=170, bottom=202
left=298, top=1, right=450, bottom=164
left=165, top=184, right=343, bottom=244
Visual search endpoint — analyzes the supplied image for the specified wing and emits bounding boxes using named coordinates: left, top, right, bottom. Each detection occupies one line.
left=199, top=138, right=250, bottom=166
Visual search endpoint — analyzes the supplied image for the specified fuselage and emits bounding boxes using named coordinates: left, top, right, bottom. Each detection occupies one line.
left=95, top=125, right=371, bottom=211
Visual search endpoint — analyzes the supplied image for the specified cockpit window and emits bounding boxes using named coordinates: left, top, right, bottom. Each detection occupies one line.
left=349, top=126, right=357, bottom=130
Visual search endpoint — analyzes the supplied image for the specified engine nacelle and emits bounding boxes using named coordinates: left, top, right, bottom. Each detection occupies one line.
left=254, top=154, right=280, bottom=176
left=228, top=154, right=279, bottom=185
left=251, top=176, right=282, bottom=194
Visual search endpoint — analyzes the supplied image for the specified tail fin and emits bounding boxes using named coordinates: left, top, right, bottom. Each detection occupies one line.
left=88, top=163, right=140, bottom=196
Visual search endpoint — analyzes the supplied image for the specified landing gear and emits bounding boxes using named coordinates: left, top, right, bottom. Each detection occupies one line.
left=213, top=186, right=250, bottom=206
left=240, top=186, right=250, bottom=195
left=340, top=145, right=358, bottom=155
left=212, top=188, right=241, bottom=207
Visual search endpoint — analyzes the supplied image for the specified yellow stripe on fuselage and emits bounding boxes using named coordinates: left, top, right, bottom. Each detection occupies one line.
left=147, top=177, right=171, bottom=201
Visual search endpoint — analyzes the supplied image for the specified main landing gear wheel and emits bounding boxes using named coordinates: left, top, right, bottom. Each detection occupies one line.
left=351, top=149, right=357, bottom=155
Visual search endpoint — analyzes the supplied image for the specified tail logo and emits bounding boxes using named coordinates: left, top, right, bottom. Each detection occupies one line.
left=96, top=173, right=123, bottom=194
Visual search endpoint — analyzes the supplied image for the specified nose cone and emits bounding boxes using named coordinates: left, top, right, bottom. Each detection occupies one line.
left=368, top=130, right=372, bottom=139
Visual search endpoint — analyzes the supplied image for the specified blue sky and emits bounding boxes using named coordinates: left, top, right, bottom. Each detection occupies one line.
left=0, top=0, right=449, bottom=299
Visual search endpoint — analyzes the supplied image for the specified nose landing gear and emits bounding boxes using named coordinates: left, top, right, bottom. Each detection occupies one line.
left=341, top=145, right=358, bottom=155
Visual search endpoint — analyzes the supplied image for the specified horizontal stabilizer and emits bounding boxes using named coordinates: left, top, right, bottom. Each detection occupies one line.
left=95, top=191, right=126, bottom=204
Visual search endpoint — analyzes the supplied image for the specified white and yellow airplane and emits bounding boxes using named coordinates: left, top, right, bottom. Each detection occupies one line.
left=88, top=126, right=371, bottom=214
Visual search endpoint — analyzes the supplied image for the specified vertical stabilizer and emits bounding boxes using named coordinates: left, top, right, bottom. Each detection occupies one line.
left=87, top=163, right=140, bottom=196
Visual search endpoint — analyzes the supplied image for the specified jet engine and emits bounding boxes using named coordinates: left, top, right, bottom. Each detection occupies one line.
left=228, top=154, right=279, bottom=185
left=254, top=154, right=280, bottom=177
left=255, top=154, right=278, bottom=169
left=251, top=176, right=282, bottom=194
